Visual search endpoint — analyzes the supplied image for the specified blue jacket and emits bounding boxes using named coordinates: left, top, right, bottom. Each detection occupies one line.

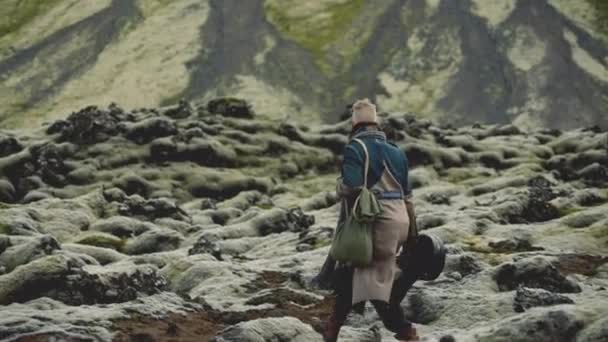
left=341, top=126, right=412, bottom=198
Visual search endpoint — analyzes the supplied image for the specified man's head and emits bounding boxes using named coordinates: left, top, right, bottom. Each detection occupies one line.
left=351, top=98, right=377, bottom=127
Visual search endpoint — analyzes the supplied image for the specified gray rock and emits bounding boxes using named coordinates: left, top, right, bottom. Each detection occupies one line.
left=0, top=254, right=85, bottom=304
left=403, top=289, right=445, bottom=324
left=125, top=117, right=177, bottom=144
left=577, top=317, right=608, bottom=342
left=90, top=216, right=153, bottom=238
left=0, top=178, right=16, bottom=203
left=0, top=235, right=61, bottom=272
left=494, top=256, right=581, bottom=293
left=212, top=317, right=321, bottom=342
left=122, top=228, right=183, bottom=255
left=513, top=286, right=574, bottom=312
left=470, top=307, right=584, bottom=342
left=62, top=243, right=126, bottom=265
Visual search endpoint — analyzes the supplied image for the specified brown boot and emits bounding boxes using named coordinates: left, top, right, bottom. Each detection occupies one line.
left=394, top=325, right=420, bottom=341
left=321, top=315, right=342, bottom=342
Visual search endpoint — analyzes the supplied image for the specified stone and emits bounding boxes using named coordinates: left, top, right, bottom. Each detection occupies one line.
left=403, top=289, right=445, bottom=324
left=0, top=235, right=61, bottom=272
left=125, top=117, right=177, bottom=144
left=188, top=236, right=222, bottom=260
left=513, top=286, right=574, bottom=312
left=48, top=105, right=124, bottom=144
left=0, top=135, right=23, bottom=158
left=212, top=317, right=321, bottom=342
left=469, top=307, right=585, bottom=342
left=577, top=317, right=608, bottom=342
left=489, top=236, right=543, bottom=253
left=207, top=98, right=254, bottom=119
left=48, top=263, right=166, bottom=305
left=0, top=254, right=86, bottom=305
left=494, top=256, right=581, bottom=293
left=0, top=178, right=16, bottom=202
left=122, top=229, right=183, bottom=255
left=163, top=99, right=193, bottom=119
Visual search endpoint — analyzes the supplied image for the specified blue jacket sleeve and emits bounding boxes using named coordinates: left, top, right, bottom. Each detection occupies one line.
left=341, top=143, right=364, bottom=188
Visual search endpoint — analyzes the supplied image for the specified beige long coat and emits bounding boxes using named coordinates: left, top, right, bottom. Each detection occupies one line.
left=337, top=140, right=410, bottom=304
left=351, top=163, right=409, bottom=304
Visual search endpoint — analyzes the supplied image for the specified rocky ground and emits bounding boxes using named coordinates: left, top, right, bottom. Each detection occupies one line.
left=0, top=99, right=607, bottom=341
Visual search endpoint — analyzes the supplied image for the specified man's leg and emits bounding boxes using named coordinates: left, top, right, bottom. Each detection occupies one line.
left=390, top=269, right=417, bottom=305
left=323, top=266, right=353, bottom=342
left=371, top=300, right=419, bottom=341
left=370, top=300, right=410, bottom=333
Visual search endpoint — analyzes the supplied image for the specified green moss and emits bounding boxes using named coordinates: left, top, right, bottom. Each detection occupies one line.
left=0, top=222, right=9, bottom=235
left=0, top=0, right=62, bottom=38
left=159, top=93, right=183, bottom=108
left=314, top=239, right=332, bottom=249
left=264, top=0, right=365, bottom=75
left=587, top=0, right=608, bottom=36
left=591, top=223, right=608, bottom=239
left=558, top=206, right=583, bottom=218
left=75, top=233, right=126, bottom=251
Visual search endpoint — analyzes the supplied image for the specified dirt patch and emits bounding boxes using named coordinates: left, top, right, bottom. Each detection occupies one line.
left=112, top=297, right=334, bottom=342
left=557, top=254, right=608, bottom=276
left=113, top=311, right=222, bottom=342
left=112, top=270, right=334, bottom=341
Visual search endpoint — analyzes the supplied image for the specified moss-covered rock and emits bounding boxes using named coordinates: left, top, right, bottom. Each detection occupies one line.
left=74, top=232, right=125, bottom=251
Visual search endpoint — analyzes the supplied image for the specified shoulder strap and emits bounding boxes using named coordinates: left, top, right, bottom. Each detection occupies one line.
left=352, top=138, right=369, bottom=188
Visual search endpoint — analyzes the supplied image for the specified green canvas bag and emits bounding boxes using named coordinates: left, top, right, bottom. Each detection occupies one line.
left=330, top=138, right=383, bottom=267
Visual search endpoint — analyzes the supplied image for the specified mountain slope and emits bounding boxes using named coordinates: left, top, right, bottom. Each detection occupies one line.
left=1, top=0, right=608, bottom=129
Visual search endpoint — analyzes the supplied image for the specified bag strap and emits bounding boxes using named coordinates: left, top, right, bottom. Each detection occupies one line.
left=352, top=138, right=369, bottom=188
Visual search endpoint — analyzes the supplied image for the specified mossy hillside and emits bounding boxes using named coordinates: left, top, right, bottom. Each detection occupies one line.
left=264, top=0, right=365, bottom=75
left=587, top=0, right=608, bottom=36
left=135, top=0, right=175, bottom=18
left=0, top=0, right=63, bottom=38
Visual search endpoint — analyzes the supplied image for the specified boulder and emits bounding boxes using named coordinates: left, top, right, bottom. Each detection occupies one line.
left=47, top=105, right=124, bottom=144
left=494, top=256, right=581, bottom=293
left=62, top=243, right=126, bottom=265
left=116, top=195, right=190, bottom=222
left=0, top=254, right=85, bottom=304
left=0, top=135, right=23, bottom=158
left=73, top=232, right=125, bottom=251
left=90, top=216, right=153, bottom=238
left=489, top=236, right=543, bottom=253
left=513, top=286, right=574, bottom=312
left=0, top=235, right=61, bottom=272
left=122, top=228, right=183, bottom=255
left=577, top=317, right=608, bottom=342
left=577, top=162, right=608, bottom=185
left=125, top=117, right=178, bottom=144
left=163, top=99, right=193, bottom=119
left=207, top=98, right=254, bottom=119
left=469, top=307, right=584, bottom=342
left=188, top=236, right=222, bottom=260
left=0, top=178, right=15, bottom=202
left=445, top=254, right=483, bottom=277
left=212, top=317, right=321, bottom=342
left=48, top=263, right=166, bottom=305
left=403, top=289, right=445, bottom=324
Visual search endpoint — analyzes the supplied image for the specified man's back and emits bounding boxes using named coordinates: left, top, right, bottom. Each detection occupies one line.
left=341, top=127, right=411, bottom=198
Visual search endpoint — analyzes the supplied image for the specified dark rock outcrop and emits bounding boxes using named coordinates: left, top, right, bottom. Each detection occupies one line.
left=513, top=286, right=574, bottom=312
left=494, top=257, right=581, bottom=293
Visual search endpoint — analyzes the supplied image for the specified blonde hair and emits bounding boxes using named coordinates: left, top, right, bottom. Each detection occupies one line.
left=351, top=98, right=377, bottom=125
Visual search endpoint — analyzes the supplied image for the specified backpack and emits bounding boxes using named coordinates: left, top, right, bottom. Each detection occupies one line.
left=330, top=138, right=382, bottom=267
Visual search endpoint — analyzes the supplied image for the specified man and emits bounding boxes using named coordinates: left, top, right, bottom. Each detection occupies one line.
left=319, top=99, right=419, bottom=341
